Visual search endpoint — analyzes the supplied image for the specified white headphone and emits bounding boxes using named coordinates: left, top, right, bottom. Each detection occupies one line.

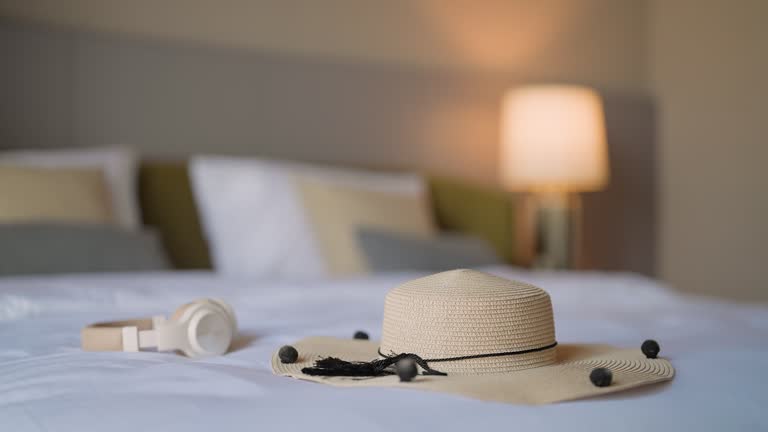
left=82, top=298, right=237, bottom=358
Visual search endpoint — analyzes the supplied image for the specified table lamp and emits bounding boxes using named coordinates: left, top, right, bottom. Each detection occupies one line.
left=500, top=85, right=609, bottom=268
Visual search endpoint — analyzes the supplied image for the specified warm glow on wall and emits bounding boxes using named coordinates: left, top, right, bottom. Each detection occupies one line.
left=500, top=85, right=609, bottom=192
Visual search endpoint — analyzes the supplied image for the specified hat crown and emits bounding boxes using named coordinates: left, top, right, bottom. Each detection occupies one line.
left=380, top=269, right=557, bottom=374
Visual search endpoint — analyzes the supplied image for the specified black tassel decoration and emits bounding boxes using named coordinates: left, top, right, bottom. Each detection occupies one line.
left=302, top=353, right=447, bottom=377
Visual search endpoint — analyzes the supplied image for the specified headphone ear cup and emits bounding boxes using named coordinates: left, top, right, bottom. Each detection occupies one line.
left=187, top=303, right=233, bottom=357
left=172, top=299, right=233, bottom=324
left=205, top=298, right=237, bottom=333
left=171, top=302, right=194, bottom=322
left=164, top=299, right=237, bottom=358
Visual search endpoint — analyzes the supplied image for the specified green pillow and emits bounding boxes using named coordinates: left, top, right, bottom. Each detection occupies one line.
left=428, top=177, right=518, bottom=264
left=139, top=162, right=212, bottom=269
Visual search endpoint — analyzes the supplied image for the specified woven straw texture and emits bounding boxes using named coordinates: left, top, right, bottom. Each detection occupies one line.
left=381, top=269, right=556, bottom=374
left=272, top=270, right=675, bottom=404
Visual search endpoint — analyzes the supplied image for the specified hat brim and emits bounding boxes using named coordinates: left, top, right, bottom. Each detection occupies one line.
left=271, top=336, right=674, bottom=405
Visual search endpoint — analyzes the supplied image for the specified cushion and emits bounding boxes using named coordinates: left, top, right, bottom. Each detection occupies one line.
left=0, top=166, right=114, bottom=224
left=136, top=161, right=522, bottom=272
left=356, top=227, right=502, bottom=272
left=428, top=177, right=527, bottom=265
left=0, top=147, right=140, bottom=229
left=189, top=156, right=431, bottom=278
left=139, top=162, right=211, bottom=269
left=0, top=224, right=170, bottom=276
left=297, top=180, right=436, bottom=275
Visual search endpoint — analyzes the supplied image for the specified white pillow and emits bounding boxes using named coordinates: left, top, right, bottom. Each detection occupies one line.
left=189, top=156, right=429, bottom=278
left=0, top=147, right=140, bottom=229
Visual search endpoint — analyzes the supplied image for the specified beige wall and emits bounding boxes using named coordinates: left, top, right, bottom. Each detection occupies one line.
left=649, top=0, right=768, bottom=300
left=0, top=0, right=645, bottom=89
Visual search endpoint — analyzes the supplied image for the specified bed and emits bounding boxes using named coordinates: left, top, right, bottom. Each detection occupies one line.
left=1, top=267, right=767, bottom=431
left=1, top=22, right=763, bottom=429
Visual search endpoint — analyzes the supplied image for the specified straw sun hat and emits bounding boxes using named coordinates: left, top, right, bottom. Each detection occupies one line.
left=272, top=269, right=674, bottom=404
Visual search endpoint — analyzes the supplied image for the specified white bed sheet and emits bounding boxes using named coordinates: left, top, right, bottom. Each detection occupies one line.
left=1, top=267, right=767, bottom=431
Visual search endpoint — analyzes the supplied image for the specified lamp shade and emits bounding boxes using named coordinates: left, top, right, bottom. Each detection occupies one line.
left=500, top=85, right=609, bottom=192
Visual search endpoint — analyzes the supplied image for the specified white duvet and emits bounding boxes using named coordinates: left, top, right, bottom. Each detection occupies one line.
left=1, top=267, right=766, bottom=431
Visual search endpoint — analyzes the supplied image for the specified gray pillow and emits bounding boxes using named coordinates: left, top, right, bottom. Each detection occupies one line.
left=356, top=227, right=502, bottom=273
left=0, top=224, right=171, bottom=276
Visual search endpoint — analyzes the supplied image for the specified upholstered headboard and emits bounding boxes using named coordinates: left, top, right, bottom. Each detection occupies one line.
left=2, top=20, right=657, bottom=276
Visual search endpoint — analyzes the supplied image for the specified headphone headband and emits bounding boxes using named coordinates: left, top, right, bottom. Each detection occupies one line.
left=81, top=317, right=162, bottom=352
left=81, top=299, right=236, bottom=357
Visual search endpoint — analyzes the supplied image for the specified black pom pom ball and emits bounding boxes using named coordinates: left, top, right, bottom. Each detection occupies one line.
left=589, top=367, right=613, bottom=387
left=641, top=339, right=660, bottom=359
left=396, top=359, right=418, bottom=382
left=278, top=345, right=299, bottom=364
left=353, top=331, right=369, bottom=340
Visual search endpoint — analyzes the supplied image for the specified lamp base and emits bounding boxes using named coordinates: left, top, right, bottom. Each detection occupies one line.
left=531, top=192, right=581, bottom=269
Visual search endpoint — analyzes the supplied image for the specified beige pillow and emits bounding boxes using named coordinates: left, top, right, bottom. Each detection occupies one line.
left=297, top=179, right=436, bottom=275
left=0, top=166, right=114, bottom=224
